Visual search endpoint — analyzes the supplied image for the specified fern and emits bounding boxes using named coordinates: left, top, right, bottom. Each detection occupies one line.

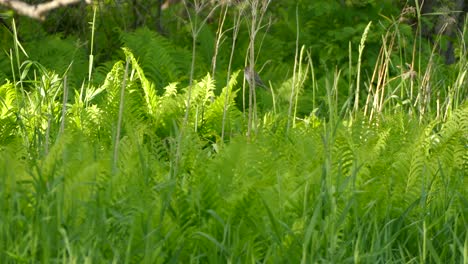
left=201, top=71, right=243, bottom=140
left=120, top=27, right=194, bottom=88
left=123, top=48, right=159, bottom=116
left=67, top=88, right=104, bottom=141
left=0, top=81, right=17, bottom=144
left=425, top=103, right=468, bottom=214
left=183, top=73, right=216, bottom=132
left=23, top=35, right=88, bottom=88
left=432, top=102, right=468, bottom=171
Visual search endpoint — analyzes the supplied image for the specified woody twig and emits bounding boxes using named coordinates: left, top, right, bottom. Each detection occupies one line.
left=0, top=0, right=92, bottom=20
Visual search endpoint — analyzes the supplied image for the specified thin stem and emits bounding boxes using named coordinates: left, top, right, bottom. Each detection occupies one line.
left=221, top=12, right=241, bottom=142
left=287, top=4, right=300, bottom=132
left=59, top=75, right=69, bottom=136
left=113, top=57, right=129, bottom=172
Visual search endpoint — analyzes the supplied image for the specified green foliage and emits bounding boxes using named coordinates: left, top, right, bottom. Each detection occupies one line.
left=0, top=81, right=17, bottom=144
left=0, top=97, right=466, bottom=262
left=0, top=1, right=466, bottom=262
left=120, top=28, right=196, bottom=88
left=0, top=44, right=466, bottom=261
left=23, top=35, right=88, bottom=88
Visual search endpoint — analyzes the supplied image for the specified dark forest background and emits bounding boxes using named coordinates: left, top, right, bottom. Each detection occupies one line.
left=1, top=0, right=467, bottom=92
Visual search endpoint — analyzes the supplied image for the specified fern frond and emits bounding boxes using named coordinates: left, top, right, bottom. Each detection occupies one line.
left=163, top=82, right=178, bottom=98
left=120, top=28, right=193, bottom=88
left=100, top=60, right=125, bottom=111
left=24, top=35, right=88, bottom=88
left=0, top=81, right=16, bottom=117
left=202, top=71, right=243, bottom=139
left=0, top=81, right=17, bottom=144
left=123, top=47, right=159, bottom=116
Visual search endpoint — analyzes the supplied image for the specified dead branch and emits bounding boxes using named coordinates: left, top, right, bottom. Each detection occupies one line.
left=0, top=0, right=92, bottom=21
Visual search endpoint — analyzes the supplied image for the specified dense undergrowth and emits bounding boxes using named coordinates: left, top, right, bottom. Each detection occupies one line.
left=0, top=1, right=467, bottom=263
left=0, top=47, right=466, bottom=262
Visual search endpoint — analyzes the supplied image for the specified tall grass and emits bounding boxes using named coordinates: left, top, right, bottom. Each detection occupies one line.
left=0, top=1, right=466, bottom=263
